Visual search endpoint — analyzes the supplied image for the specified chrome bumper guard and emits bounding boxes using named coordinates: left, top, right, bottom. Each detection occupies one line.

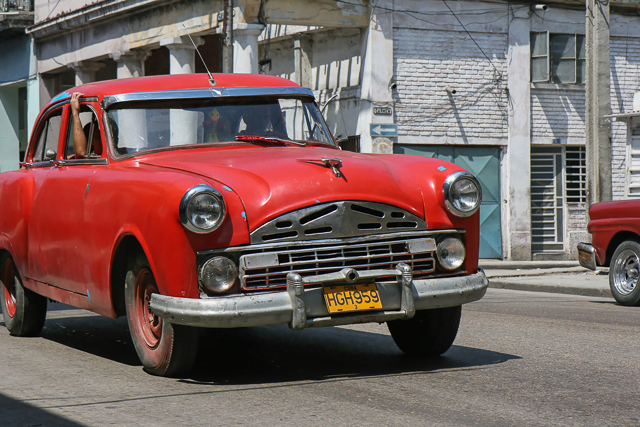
left=577, top=242, right=597, bottom=270
left=148, top=264, right=488, bottom=329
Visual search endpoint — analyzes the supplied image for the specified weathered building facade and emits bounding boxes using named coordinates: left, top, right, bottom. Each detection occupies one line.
left=0, top=0, right=35, bottom=173
left=6, top=0, right=640, bottom=260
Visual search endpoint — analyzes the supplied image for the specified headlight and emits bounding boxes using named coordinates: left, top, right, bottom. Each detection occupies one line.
left=436, top=237, right=466, bottom=270
left=442, top=171, right=482, bottom=217
left=179, top=185, right=226, bottom=233
left=199, top=256, right=238, bottom=294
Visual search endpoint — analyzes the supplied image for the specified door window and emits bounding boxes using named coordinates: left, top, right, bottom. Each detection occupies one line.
left=31, top=109, right=63, bottom=162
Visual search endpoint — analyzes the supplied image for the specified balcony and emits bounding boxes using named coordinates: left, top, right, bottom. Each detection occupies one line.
left=0, top=0, right=34, bottom=40
left=1, top=0, right=33, bottom=13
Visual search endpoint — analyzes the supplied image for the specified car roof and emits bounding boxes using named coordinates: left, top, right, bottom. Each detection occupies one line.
left=44, top=73, right=300, bottom=110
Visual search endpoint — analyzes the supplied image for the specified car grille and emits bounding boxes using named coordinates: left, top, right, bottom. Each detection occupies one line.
left=250, top=201, right=427, bottom=244
left=238, top=237, right=436, bottom=290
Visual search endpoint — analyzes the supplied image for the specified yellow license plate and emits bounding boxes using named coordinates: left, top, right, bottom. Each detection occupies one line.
left=323, top=283, right=383, bottom=314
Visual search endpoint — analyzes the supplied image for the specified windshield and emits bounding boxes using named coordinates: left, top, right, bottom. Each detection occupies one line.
left=106, top=96, right=336, bottom=156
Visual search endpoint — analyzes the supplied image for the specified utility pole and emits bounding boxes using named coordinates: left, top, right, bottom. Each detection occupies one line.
left=585, top=0, right=611, bottom=208
left=222, top=0, right=234, bottom=73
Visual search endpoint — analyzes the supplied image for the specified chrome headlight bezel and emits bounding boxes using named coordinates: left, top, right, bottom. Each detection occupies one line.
left=442, top=171, right=482, bottom=218
left=179, top=185, right=226, bottom=234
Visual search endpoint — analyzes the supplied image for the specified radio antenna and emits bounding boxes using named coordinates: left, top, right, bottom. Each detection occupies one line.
left=185, top=31, right=216, bottom=87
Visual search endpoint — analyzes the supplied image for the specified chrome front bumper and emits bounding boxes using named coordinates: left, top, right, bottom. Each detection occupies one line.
left=577, top=242, right=597, bottom=270
left=148, top=265, right=488, bottom=329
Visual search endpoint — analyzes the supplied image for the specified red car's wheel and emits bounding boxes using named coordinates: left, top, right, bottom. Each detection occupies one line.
left=2, top=257, right=16, bottom=318
left=609, top=241, right=640, bottom=306
left=125, top=251, right=198, bottom=376
left=387, top=305, right=461, bottom=357
left=0, top=254, right=47, bottom=337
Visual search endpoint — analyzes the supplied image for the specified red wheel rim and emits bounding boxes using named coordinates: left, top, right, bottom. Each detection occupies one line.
left=134, top=268, right=162, bottom=348
left=2, top=258, right=16, bottom=318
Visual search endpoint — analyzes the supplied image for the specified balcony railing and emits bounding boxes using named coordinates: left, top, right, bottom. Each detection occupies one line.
left=1, top=0, right=33, bottom=13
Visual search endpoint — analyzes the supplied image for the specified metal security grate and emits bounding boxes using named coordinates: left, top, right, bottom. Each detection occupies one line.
left=239, top=238, right=436, bottom=290
left=565, top=147, right=586, bottom=204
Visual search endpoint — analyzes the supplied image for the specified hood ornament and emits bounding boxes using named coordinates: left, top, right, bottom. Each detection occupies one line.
left=297, top=157, right=342, bottom=177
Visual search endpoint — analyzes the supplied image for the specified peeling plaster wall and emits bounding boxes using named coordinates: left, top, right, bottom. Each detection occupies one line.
left=35, top=0, right=92, bottom=23
left=35, top=0, right=223, bottom=74
left=263, top=27, right=362, bottom=90
left=262, top=26, right=363, bottom=139
left=261, top=0, right=368, bottom=27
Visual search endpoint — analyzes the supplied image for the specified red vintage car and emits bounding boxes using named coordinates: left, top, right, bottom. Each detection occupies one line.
left=579, top=201, right=640, bottom=306
left=0, top=73, right=487, bottom=376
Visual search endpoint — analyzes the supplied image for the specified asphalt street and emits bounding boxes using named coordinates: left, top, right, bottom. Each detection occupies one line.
left=0, top=284, right=638, bottom=426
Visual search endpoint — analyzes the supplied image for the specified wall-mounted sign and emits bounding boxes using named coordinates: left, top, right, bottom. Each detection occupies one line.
left=372, top=137, right=394, bottom=154
left=370, top=123, right=398, bottom=137
left=373, top=106, right=393, bottom=116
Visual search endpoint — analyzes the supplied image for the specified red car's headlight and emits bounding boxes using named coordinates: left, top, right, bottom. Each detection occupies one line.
left=442, top=171, right=482, bottom=217
left=179, top=185, right=226, bottom=233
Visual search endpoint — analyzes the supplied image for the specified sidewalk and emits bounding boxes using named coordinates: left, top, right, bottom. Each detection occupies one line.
left=478, top=260, right=612, bottom=298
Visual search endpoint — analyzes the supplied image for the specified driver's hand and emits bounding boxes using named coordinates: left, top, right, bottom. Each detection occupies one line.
left=70, top=92, right=84, bottom=114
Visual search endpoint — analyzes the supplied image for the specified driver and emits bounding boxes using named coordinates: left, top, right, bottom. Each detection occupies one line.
left=239, top=105, right=272, bottom=136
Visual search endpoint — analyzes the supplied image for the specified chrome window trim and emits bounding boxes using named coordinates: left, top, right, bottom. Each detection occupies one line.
left=58, top=158, right=109, bottom=166
left=22, top=158, right=109, bottom=168
left=23, top=161, right=56, bottom=169
left=197, top=229, right=464, bottom=256
left=102, top=87, right=315, bottom=109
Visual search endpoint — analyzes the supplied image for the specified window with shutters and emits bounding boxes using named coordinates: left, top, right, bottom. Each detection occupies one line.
left=531, top=32, right=586, bottom=84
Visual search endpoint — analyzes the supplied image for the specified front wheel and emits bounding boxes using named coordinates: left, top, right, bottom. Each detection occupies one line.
left=609, top=241, right=640, bottom=306
left=387, top=306, right=461, bottom=357
left=0, top=254, right=47, bottom=336
left=125, top=252, right=199, bottom=376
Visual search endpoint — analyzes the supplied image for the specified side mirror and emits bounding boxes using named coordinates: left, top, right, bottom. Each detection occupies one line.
left=45, top=150, right=57, bottom=161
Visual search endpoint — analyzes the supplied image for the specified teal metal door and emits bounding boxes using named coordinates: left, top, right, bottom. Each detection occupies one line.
left=394, top=145, right=502, bottom=259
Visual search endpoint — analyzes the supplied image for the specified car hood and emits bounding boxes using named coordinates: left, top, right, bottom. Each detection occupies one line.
left=139, top=146, right=429, bottom=231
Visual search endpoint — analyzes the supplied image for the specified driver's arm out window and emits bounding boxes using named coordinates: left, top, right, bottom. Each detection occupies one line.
left=65, top=107, right=102, bottom=159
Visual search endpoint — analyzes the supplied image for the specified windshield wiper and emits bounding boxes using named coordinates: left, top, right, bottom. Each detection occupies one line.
left=235, top=135, right=306, bottom=147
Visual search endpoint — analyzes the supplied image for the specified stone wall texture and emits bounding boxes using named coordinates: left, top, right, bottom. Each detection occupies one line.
left=393, top=28, right=508, bottom=140
left=610, top=36, right=640, bottom=200
left=530, top=89, right=585, bottom=141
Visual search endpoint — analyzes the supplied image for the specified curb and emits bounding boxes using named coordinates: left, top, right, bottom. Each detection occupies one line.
left=484, top=268, right=588, bottom=278
left=488, top=279, right=613, bottom=299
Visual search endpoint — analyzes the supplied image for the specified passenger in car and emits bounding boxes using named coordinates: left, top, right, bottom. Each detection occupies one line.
left=203, top=107, right=231, bottom=143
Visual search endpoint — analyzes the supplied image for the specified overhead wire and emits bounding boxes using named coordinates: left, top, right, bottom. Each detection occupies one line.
left=390, top=0, right=511, bottom=125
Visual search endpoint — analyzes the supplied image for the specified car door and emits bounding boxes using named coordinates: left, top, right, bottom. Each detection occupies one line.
left=30, top=101, right=109, bottom=297
left=26, top=105, right=65, bottom=282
